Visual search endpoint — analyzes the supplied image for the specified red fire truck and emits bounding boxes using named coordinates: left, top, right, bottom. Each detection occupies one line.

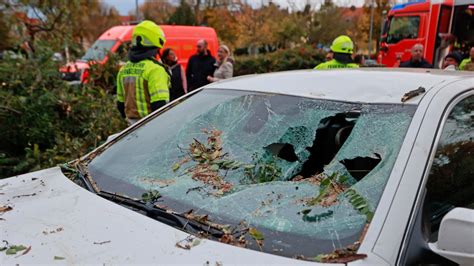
left=378, top=0, right=474, bottom=68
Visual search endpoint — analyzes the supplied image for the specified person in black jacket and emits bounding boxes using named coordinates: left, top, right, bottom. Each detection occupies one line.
left=186, top=39, right=216, bottom=91
left=400, top=44, right=432, bottom=68
left=162, top=48, right=187, bottom=101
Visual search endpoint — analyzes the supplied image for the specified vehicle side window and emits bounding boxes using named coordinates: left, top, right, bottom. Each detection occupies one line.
left=423, top=95, right=474, bottom=241
left=387, top=16, right=420, bottom=44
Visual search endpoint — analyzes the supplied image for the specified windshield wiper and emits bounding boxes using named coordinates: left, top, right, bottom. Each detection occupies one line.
left=98, top=191, right=226, bottom=238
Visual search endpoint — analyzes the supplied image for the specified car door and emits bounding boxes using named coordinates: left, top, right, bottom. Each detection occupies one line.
left=400, top=89, right=473, bottom=265
left=369, top=78, right=473, bottom=265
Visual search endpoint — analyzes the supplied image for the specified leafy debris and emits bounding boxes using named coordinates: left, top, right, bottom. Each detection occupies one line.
left=42, top=227, right=63, bottom=235
left=248, top=227, right=264, bottom=251
left=3, top=245, right=27, bottom=255
left=15, top=245, right=31, bottom=258
left=306, top=173, right=347, bottom=206
left=175, top=236, right=201, bottom=250
left=12, top=193, right=36, bottom=199
left=183, top=209, right=231, bottom=233
left=248, top=228, right=264, bottom=240
left=60, top=163, right=79, bottom=181
left=93, top=240, right=111, bottom=245
left=301, top=173, right=373, bottom=222
left=141, top=190, right=161, bottom=203
left=175, top=129, right=241, bottom=195
left=54, top=256, right=65, bottom=260
left=314, top=242, right=367, bottom=263
left=172, top=158, right=190, bottom=172
left=219, top=233, right=247, bottom=248
left=344, top=189, right=374, bottom=222
left=0, top=206, right=12, bottom=213
left=243, top=154, right=281, bottom=183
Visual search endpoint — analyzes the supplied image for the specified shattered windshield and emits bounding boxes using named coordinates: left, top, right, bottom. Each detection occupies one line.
left=87, top=89, right=415, bottom=260
left=81, top=40, right=116, bottom=61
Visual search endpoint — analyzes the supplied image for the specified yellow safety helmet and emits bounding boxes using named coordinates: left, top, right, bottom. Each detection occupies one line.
left=132, top=20, right=166, bottom=49
left=330, top=35, right=354, bottom=54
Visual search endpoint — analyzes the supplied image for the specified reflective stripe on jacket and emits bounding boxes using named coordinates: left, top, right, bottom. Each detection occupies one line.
left=116, top=59, right=170, bottom=119
left=314, top=59, right=359, bottom=70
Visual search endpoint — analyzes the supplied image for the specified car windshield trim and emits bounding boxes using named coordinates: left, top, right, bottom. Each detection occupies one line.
left=78, top=89, right=416, bottom=262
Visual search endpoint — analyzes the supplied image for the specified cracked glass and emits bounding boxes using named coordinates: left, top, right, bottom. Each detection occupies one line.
left=88, top=89, right=416, bottom=258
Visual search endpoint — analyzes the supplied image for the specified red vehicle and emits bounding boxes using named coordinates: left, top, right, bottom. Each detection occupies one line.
left=378, top=0, right=474, bottom=68
left=61, top=25, right=219, bottom=82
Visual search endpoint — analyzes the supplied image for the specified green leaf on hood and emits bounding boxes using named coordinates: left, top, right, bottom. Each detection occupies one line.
left=249, top=228, right=264, bottom=240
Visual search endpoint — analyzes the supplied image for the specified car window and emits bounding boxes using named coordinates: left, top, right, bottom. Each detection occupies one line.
left=86, top=89, right=416, bottom=259
left=424, top=95, right=474, bottom=241
left=387, top=16, right=420, bottom=44
left=81, top=40, right=116, bottom=61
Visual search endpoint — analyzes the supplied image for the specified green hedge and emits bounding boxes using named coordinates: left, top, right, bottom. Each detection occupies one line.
left=0, top=47, right=126, bottom=178
left=234, top=46, right=326, bottom=76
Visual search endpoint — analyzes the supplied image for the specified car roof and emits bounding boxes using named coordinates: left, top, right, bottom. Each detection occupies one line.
left=204, top=68, right=473, bottom=104
left=99, top=25, right=218, bottom=41
left=99, top=25, right=134, bottom=40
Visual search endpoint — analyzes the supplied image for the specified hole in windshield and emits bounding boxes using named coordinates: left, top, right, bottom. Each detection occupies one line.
left=264, top=143, right=300, bottom=162
left=340, top=153, right=382, bottom=181
left=297, top=112, right=360, bottom=178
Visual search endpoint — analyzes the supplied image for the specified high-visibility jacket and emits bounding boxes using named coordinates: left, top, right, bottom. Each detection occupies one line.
left=117, top=59, right=170, bottom=119
left=459, top=58, right=473, bottom=71
left=314, top=59, right=359, bottom=70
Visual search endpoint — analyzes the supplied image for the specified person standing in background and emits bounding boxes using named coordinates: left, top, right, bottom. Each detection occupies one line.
left=459, top=47, right=474, bottom=71
left=208, top=45, right=233, bottom=82
left=399, top=44, right=432, bottom=68
left=186, top=39, right=216, bottom=91
left=442, top=52, right=462, bottom=70
left=162, top=48, right=187, bottom=101
left=116, top=21, right=170, bottom=125
left=314, top=35, right=359, bottom=69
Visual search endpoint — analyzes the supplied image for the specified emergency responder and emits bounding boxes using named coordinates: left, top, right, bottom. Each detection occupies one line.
left=314, top=35, right=358, bottom=69
left=116, top=20, right=170, bottom=125
left=459, top=47, right=474, bottom=71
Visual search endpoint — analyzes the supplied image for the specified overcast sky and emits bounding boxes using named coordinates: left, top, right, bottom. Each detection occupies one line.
left=103, top=0, right=375, bottom=15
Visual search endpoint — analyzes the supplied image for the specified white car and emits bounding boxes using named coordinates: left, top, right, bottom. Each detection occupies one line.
left=1, top=69, right=473, bottom=265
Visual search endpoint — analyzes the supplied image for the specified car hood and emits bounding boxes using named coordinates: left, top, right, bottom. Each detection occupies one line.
left=0, top=167, right=324, bottom=264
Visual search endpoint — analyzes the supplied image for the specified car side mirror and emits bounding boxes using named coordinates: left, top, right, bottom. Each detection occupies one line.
left=428, top=208, right=474, bottom=265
